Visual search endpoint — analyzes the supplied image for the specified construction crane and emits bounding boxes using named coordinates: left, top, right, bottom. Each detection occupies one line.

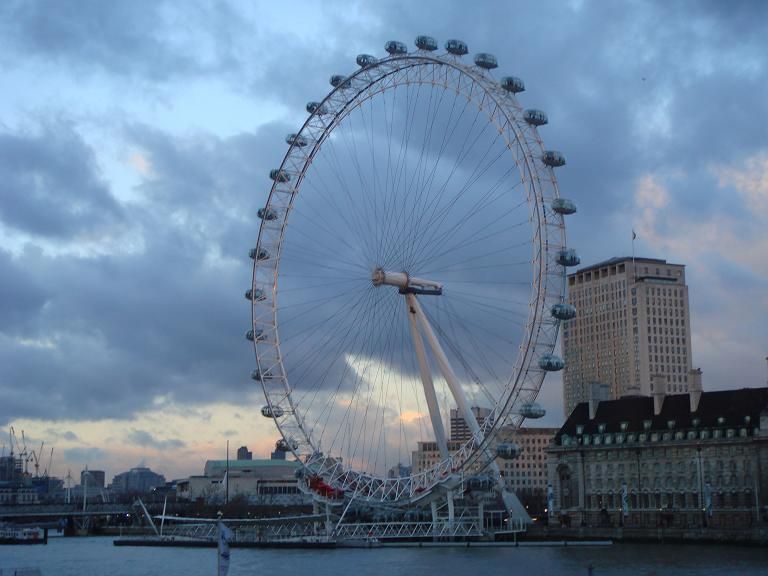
left=44, top=447, right=54, bottom=478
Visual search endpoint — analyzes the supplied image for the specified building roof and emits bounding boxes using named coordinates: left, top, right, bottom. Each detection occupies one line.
left=555, top=387, right=768, bottom=443
left=204, top=459, right=300, bottom=470
left=570, top=256, right=680, bottom=276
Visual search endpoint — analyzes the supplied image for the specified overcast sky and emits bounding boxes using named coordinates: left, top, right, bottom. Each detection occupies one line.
left=1, top=0, right=767, bottom=482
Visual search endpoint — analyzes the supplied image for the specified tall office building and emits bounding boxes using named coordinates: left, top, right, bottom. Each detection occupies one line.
left=562, top=256, right=701, bottom=416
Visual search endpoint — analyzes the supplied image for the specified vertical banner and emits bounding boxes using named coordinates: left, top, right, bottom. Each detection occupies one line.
left=621, top=482, right=629, bottom=517
left=704, top=482, right=712, bottom=518
left=218, top=521, right=234, bottom=576
left=547, top=483, right=555, bottom=518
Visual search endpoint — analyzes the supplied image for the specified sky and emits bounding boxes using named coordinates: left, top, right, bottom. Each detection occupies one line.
left=1, top=0, right=767, bottom=483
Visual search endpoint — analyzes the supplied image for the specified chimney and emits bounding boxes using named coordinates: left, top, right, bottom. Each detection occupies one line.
left=652, top=375, right=667, bottom=416
left=588, top=382, right=610, bottom=420
left=688, top=368, right=703, bottom=412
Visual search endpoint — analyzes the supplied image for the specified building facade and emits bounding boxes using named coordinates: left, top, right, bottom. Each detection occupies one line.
left=562, top=256, right=700, bottom=416
left=411, top=425, right=557, bottom=513
left=548, top=388, right=768, bottom=529
left=110, top=466, right=166, bottom=495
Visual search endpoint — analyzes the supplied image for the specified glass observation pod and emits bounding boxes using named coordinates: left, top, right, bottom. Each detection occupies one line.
left=276, top=438, right=298, bottom=451
left=330, top=75, right=351, bottom=89
left=519, top=402, right=546, bottom=419
left=538, top=353, right=565, bottom=372
left=542, top=150, right=566, bottom=167
left=306, top=101, right=328, bottom=115
left=501, top=76, right=525, bottom=93
left=356, top=54, right=377, bottom=67
left=551, top=198, right=578, bottom=215
left=496, top=442, right=521, bottom=460
left=251, top=369, right=274, bottom=381
left=247, top=247, right=270, bottom=261
left=286, top=133, right=308, bottom=147
left=474, top=53, right=498, bottom=70
left=466, top=475, right=494, bottom=490
left=556, top=248, right=580, bottom=267
left=244, top=288, right=266, bottom=301
left=261, top=405, right=285, bottom=418
left=445, top=39, right=468, bottom=55
left=524, top=109, right=549, bottom=126
left=415, top=35, right=438, bottom=51
left=246, top=328, right=265, bottom=342
left=258, top=207, right=277, bottom=221
left=385, top=40, right=408, bottom=55
left=269, top=169, right=290, bottom=182
left=551, top=302, right=577, bottom=320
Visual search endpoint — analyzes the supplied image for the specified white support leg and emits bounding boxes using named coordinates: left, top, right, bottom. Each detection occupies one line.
left=409, top=296, right=482, bottom=443
left=405, top=294, right=449, bottom=460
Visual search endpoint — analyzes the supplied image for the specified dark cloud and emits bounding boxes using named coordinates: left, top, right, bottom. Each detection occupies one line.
left=126, top=429, right=185, bottom=450
left=0, top=0, right=244, bottom=80
left=63, top=446, right=106, bottom=463
left=0, top=121, right=123, bottom=238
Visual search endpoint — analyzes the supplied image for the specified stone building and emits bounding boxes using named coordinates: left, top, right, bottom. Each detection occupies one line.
left=562, top=256, right=701, bottom=416
left=548, top=387, right=768, bottom=528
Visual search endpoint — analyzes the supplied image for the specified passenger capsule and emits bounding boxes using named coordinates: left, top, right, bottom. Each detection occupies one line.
left=385, top=40, right=408, bottom=55
left=261, top=405, right=285, bottom=418
left=523, top=109, right=548, bottom=126
left=496, top=442, right=521, bottom=460
left=306, top=101, right=328, bottom=115
left=286, top=133, right=308, bottom=147
left=276, top=437, right=298, bottom=451
left=551, top=198, right=578, bottom=215
left=251, top=369, right=274, bottom=381
left=556, top=248, right=580, bottom=267
left=246, top=328, right=265, bottom=342
left=244, top=288, right=266, bottom=301
left=356, top=54, right=377, bottom=67
left=258, top=207, right=277, bottom=221
left=538, top=353, right=565, bottom=372
left=500, top=76, right=525, bottom=93
left=245, top=288, right=267, bottom=302
left=330, top=75, right=351, bottom=89
left=519, top=402, right=546, bottom=419
left=269, top=169, right=290, bottom=183
left=473, top=53, right=498, bottom=70
left=542, top=150, right=566, bottom=167
left=467, top=475, right=494, bottom=491
left=550, top=303, right=577, bottom=320
left=415, top=35, right=438, bottom=51
left=445, top=39, right=468, bottom=55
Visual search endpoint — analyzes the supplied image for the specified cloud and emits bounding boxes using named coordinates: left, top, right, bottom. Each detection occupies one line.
left=0, top=0, right=244, bottom=81
left=63, top=446, right=106, bottom=464
left=0, top=120, right=123, bottom=239
left=126, top=429, right=185, bottom=450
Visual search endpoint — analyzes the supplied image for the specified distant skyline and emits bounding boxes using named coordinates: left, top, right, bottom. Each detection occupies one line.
left=1, top=0, right=767, bottom=481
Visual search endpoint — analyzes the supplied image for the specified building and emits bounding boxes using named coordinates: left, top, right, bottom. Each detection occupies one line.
left=497, top=427, right=558, bottom=514
left=411, top=424, right=557, bottom=513
left=177, top=459, right=306, bottom=505
left=237, top=446, right=253, bottom=461
left=81, top=469, right=105, bottom=489
left=562, top=256, right=701, bottom=416
left=548, top=387, right=768, bottom=529
left=110, top=466, right=165, bottom=495
left=450, top=406, right=493, bottom=442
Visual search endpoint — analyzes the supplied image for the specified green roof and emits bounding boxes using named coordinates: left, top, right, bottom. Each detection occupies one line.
left=205, top=459, right=299, bottom=469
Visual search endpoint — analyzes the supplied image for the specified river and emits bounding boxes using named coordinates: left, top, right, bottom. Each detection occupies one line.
left=2, top=537, right=768, bottom=575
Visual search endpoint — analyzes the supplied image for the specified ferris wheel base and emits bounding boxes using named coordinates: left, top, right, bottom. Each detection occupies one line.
left=502, top=490, right=533, bottom=525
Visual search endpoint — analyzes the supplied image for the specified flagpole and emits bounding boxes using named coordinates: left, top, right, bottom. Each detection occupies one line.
left=631, top=229, right=637, bottom=283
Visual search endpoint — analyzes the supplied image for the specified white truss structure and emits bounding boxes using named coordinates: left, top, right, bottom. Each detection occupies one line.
left=248, top=38, right=573, bottom=508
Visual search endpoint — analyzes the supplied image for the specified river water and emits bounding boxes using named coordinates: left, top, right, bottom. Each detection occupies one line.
left=2, top=537, right=768, bottom=576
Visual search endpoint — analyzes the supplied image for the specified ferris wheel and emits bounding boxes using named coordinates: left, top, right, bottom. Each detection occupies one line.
left=247, top=36, right=578, bottom=507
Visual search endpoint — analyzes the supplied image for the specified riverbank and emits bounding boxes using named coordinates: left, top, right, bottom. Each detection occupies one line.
left=525, top=524, right=768, bottom=546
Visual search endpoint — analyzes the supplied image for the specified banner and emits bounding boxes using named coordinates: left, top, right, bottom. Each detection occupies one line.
left=218, top=521, right=234, bottom=576
left=621, top=482, right=629, bottom=517
left=547, top=483, right=555, bottom=518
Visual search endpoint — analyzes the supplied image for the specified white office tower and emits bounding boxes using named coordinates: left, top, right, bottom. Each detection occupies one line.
left=562, top=257, right=702, bottom=417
